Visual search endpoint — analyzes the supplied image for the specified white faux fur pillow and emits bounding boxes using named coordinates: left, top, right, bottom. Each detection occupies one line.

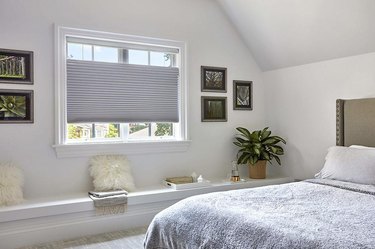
left=89, top=155, right=136, bottom=192
left=0, top=162, right=24, bottom=206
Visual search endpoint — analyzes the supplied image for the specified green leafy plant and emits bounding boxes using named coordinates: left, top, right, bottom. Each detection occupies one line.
left=233, top=127, right=286, bottom=165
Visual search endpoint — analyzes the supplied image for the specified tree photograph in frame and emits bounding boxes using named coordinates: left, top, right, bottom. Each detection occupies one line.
left=201, top=96, right=227, bottom=122
left=233, top=80, right=252, bottom=110
left=0, top=48, right=34, bottom=84
left=0, top=89, right=34, bottom=123
left=201, top=66, right=227, bottom=92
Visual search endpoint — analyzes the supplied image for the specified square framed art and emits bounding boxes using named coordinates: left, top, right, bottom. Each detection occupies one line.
left=233, top=80, right=252, bottom=110
left=201, top=96, right=227, bottom=122
left=0, top=48, right=33, bottom=84
left=0, top=89, right=34, bottom=123
left=201, top=66, right=227, bottom=92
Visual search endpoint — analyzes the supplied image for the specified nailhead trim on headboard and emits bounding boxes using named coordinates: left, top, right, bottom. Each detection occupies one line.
left=336, top=99, right=344, bottom=146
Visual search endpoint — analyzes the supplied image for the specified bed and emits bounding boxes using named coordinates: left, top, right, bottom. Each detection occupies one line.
left=144, top=98, right=375, bottom=249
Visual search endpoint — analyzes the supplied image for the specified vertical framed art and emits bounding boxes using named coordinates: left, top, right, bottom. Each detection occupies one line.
left=201, top=66, right=227, bottom=92
left=0, top=89, right=34, bottom=123
left=233, top=80, right=252, bottom=110
left=0, top=48, right=34, bottom=84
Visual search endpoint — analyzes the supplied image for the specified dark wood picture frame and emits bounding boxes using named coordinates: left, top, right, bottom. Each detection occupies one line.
left=201, top=66, right=227, bottom=92
left=0, top=48, right=34, bottom=84
left=233, top=80, right=252, bottom=110
left=201, top=96, right=227, bottom=122
left=0, top=89, right=34, bottom=123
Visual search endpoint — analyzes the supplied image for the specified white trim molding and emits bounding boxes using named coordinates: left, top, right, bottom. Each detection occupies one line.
left=54, top=25, right=189, bottom=157
left=53, top=140, right=191, bottom=158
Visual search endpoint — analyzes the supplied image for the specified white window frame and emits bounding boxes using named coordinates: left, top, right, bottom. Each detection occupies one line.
left=53, top=25, right=190, bottom=158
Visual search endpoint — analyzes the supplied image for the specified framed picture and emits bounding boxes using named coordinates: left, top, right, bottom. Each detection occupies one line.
left=201, top=96, right=227, bottom=122
left=201, top=66, right=227, bottom=92
left=0, top=49, right=33, bottom=84
left=233, top=80, right=252, bottom=110
left=0, top=89, right=34, bottom=123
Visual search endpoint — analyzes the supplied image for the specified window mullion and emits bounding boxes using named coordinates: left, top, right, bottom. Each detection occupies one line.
left=123, top=49, right=129, bottom=63
left=120, top=124, right=129, bottom=142
left=118, top=48, right=123, bottom=63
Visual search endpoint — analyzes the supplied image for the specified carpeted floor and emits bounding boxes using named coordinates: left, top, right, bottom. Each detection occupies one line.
left=18, top=227, right=148, bottom=249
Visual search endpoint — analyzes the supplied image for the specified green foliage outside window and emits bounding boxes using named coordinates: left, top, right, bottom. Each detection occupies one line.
left=130, top=123, right=148, bottom=133
left=68, top=123, right=172, bottom=140
left=68, top=124, right=81, bottom=139
left=155, top=123, right=172, bottom=136
left=105, top=124, right=119, bottom=138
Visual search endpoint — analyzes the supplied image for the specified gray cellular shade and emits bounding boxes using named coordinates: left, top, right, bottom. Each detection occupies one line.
left=66, top=60, right=179, bottom=123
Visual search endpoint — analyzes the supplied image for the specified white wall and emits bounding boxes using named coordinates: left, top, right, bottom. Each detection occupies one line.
left=218, top=0, right=375, bottom=71
left=0, top=0, right=265, bottom=199
left=264, top=52, right=375, bottom=179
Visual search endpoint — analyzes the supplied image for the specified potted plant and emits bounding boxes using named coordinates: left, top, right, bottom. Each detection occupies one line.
left=233, top=127, right=286, bottom=179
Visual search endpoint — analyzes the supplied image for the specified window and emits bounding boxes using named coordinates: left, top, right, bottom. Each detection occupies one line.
left=65, top=42, right=177, bottom=143
left=54, top=26, right=188, bottom=157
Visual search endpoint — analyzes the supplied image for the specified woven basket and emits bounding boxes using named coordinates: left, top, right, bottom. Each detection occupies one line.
left=249, top=160, right=267, bottom=179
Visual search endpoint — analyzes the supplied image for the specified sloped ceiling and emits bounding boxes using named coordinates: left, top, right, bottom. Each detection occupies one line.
left=218, top=0, right=375, bottom=71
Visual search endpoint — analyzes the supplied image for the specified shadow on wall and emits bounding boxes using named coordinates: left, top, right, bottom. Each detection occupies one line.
left=281, top=143, right=308, bottom=180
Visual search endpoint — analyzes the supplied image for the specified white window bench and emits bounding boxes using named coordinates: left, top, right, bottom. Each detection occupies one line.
left=0, top=176, right=292, bottom=249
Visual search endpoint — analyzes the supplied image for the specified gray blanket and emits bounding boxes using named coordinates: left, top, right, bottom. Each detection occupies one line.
left=144, top=179, right=375, bottom=249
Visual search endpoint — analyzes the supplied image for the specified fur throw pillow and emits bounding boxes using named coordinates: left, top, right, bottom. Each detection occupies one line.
left=0, top=162, right=24, bottom=206
left=89, top=155, right=136, bottom=192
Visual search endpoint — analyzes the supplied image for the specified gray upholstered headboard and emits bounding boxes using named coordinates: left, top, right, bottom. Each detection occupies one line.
left=336, top=98, right=375, bottom=146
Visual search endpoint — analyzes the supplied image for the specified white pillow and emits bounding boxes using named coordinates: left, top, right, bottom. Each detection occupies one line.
left=349, top=145, right=375, bottom=150
left=89, top=155, right=136, bottom=192
left=315, top=146, right=375, bottom=185
left=0, top=162, right=24, bottom=206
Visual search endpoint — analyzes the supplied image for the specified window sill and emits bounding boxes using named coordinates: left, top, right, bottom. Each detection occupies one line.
left=52, top=140, right=191, bottom=158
